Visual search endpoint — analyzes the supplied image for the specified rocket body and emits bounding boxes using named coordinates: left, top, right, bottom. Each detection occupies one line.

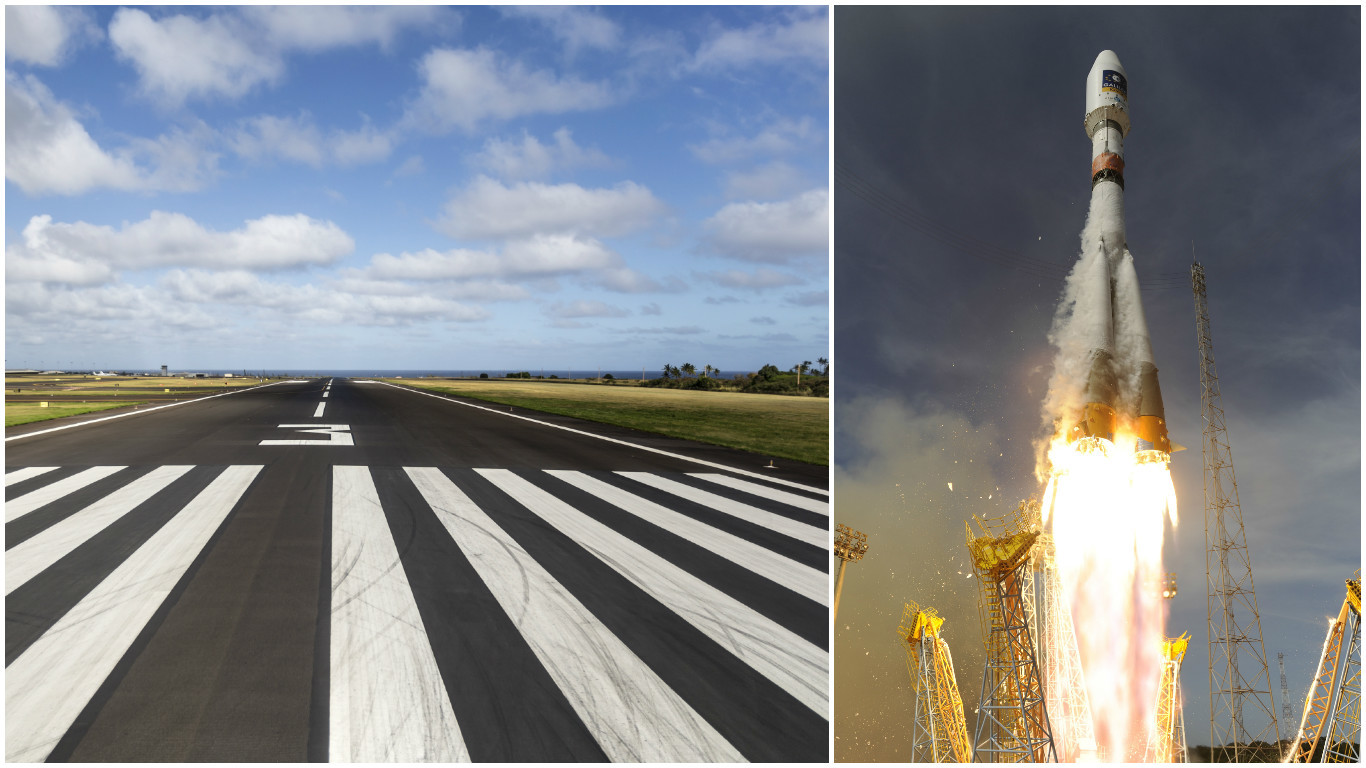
left=1069, top=51, right=1171, bottom=458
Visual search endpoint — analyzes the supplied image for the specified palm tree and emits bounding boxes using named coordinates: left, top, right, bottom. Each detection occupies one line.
left=681, top=363, right=696, bottom=378
left=818, top=356, right=829, bottom=376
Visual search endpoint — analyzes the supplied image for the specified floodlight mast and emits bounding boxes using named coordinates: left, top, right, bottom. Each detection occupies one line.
left=833, top=523, right=868, bottom=623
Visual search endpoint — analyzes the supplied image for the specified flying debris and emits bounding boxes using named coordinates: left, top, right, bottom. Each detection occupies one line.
left=1069, top=50, right=1171, bottom=463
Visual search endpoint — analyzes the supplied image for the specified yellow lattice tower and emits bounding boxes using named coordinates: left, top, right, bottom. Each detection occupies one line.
left=898, top=601, right=972, bottom=762
left=1289, top=575, right=1361, bottom=762
left=1146, top=633, right=1190, bottom=762
left=967, top=504, right=1056, bottom=762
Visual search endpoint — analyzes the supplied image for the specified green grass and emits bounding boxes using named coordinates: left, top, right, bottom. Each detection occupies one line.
left=390, top=378, right=829, bottom=466
left=6, top=401, right=147, bottom=427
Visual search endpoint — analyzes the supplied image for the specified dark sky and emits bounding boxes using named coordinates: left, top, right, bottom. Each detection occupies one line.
left=832, top=6, right=1360, bottom=762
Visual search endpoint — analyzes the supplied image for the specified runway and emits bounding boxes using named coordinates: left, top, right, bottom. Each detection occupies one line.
left=6, top=378, right=829, bottom=762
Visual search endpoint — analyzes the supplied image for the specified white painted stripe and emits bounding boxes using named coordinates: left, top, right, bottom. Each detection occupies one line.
left=353, top=380, right=379, bottom=384
left=5, top=465, right=261, bottom=763
left=7, top=465, right=194, bottom=595
left=406, top=467, right=741, bottom=762
left=5, top=380, right=291, bottom=443
left=314, top=402, right=326, bottom=418
left=478, top=468, right=828, bottom=719
left=618, top=472, right=827, bottom=549
left=375, top=380, right=827, bottom=495
left=5, top=466, right=58, bottom=486
left=5, top=466, right=125, bottom=523
left=687, top=473, right=830, bottom=515
left=547, top=470, right=827, bottom=606
left=330, top=466, right=467, bottom=762
left=323, top=391, right=329, bottom=398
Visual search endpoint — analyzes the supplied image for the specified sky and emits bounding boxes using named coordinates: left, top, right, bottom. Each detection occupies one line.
left=832, top=6, right=1360, bottom=762
left=4, top=5, right=829, bottom=372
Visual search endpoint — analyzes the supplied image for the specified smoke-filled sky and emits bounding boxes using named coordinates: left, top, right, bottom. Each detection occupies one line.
left=834, top=6, right=1359, bottom=761
left=4, top=5, right=828, bottom=371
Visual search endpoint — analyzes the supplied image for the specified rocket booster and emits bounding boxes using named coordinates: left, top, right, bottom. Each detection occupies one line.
left=1070, top=51, right=1171, bottom=458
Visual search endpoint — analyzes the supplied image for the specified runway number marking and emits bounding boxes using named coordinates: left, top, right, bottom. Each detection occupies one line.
left=259, top=424, right=353, bottom=446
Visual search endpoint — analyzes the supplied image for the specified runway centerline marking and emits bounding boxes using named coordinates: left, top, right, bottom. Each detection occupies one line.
left=259, top=424, right=353, bottom=446
left=314, top=402, right=326, bottom=418
left=375, top=380, right=827, bottom=495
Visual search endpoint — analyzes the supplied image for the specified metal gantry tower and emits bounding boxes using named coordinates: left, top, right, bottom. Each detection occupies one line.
left=899, top=601, right=972, bottom=762
left=833, top=523, right=868, bottom=623
left=1281, top=652, right=1294, bottom=725
left=1192, top=262, right=1281, bottom=758
left=1146, top=633, right=1191, bottom=763
left=967, top=508, right=1057, bottom=762
left=1288, top=576, right=1361, bottom=763
left=1030, top=522, right=1097, bottom=762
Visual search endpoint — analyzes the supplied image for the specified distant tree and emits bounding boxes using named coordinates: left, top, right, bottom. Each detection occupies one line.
left=818, top=356, right=829, bottom=376
left=479, top=372, right=489, bottom=379
left=602, top=372, right=615, bottom=382
left=681, top=363, right=696, bottom=378
left=661, top=364, right=672, bottom=379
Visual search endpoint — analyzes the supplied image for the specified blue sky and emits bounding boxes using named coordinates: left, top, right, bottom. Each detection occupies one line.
left=5, top=5, right=829, bottom=372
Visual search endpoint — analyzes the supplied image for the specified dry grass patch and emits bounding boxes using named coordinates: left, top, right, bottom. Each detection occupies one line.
left=391, top=378, right=828, bottom=465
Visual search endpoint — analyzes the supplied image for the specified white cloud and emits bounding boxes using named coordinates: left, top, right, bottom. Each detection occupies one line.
left=614, top=326, right=706, bottom=335
left=230, top=112, right=395, bottom=167
left=691, top=8, right=827, bottom=72
left=471, top=128, right=610, bottom=180
left=786, top=289, right=829, bottom=307
left=689, top=116, right=817, bottom=164
left=392, top=155, right=425, bottom=178
left=404, top=47, right=613, bottom=133
left=109, top=7, right=445, bottom=108
left=437, top=176, right=664, bottom=240
left=242, top=6, right=448, bottom=53
left=6, top=6, right=97, bottom=67
left=702, top=188, right=828, bottom=263
left=699, top=268, right=804, bottom=290
left=367, top=234, right=620, bottom=281
left=548, top=300, right=629, bottom=319
left=7, top=211, right=354, bottom=284
left=230, top=113, right=324, bottom=166
left=725, top=161, right=809, bottom=200
left=590, top=268, right=686, bottom=294
left=6, top=74, right=218, bottom=195
left=109, top=9, right=280, bottom=107
left=501, top=7, right=621, bottom=56
left=640, top=302, right=662, bottom=316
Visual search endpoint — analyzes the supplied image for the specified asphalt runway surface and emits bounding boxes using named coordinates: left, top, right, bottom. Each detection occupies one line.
left=6, top=378, right=830, bottom=762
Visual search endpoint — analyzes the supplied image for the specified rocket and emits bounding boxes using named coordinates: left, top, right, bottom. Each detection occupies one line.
left=1068, top=50, right=1172, bottom=459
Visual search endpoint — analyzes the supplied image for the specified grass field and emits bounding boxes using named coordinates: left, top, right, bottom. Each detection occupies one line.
left=6, top=401, right=146, bottom=427
left=391, top=378, right=829, bottom=465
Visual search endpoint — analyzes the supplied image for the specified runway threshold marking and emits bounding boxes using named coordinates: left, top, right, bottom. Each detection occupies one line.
left=406, top=467, right=742, bottom=762
left=687, top=473, right=829, bottom=514
left=376, top=381, right=827, bottom=495
left=4, top=380, right=294, bottom=443
left=314, top=402, right=326, bottom=418
left=546, top=470, right=827, bottom=605
left=7, top=465, right=194, bottom=595
left=5, top=467, right=58, bottom=486
left=479, top=469, right=829, bottom=718
left=5, top=465, right=261, bottom=763
left=330, top=466, right=467, bottom=762
left=6, top=466, right=126, bottom=522
left=618, top=471, right=827, bottom=549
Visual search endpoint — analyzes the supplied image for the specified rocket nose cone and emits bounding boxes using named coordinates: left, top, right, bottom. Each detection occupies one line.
left=1091, top=50, right=1125, bottom=77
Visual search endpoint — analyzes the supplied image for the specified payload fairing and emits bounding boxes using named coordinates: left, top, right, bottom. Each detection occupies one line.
left=1069, top=50, right=1171, bottom=459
